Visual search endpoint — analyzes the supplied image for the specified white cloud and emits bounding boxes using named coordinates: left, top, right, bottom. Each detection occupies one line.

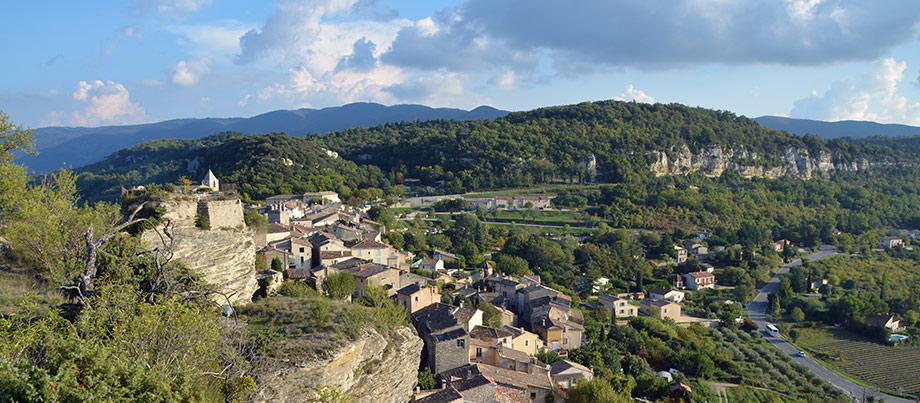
left=383, top=0, right=920, bottom=74
left=133, top=0, right=212, bottom=21
left=791, top=58, right=920, bottom=125
left=490, top=71, right=516, bottom=90
left=615, top=85, right=655, bottom=104
left=238, top=94, right=252, bottom=107
left=169, top=58, right=211, bottom=86
left=62, top=80, right=146, bottom=127
left=165, top=21, right=255, bottom=63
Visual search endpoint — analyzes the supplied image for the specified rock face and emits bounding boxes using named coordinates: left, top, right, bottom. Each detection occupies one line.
left=142, top=195, right=258, bottom=305
left=649, top=145, right=871, bottom=178
left=249, top=326, right=423, bottom=403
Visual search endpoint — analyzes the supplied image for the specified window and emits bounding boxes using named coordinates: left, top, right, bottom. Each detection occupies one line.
left=525, top=340, right=529, bottom=346
left=415, top=296, right=418, bottom=302
left=664, top=308, right=669, bottom=313
left=564, top=337, right=568, bottom=345
left=530, top=393, right=536, bottom=399
left=562, top=327, right=566, bottom=333
left=476, top=348, right=482, bottom=357
left=457, top=339, right=465, bottom=348
left=299, top=247, right=304, bottom=253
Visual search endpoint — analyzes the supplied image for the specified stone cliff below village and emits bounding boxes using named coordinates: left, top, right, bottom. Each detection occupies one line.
left=650, top=144, right=872, bottom=178
left=141, top=195, right=259, bottom=306
left=249, top=326, right=423, bottom=403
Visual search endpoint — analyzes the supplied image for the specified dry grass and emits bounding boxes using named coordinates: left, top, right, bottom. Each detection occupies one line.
left=0, top=265, right=66, bottom=315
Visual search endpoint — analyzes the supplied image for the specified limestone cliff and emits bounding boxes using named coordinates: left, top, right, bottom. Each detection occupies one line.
left=249, top=326, right=423, bottom=403
left=649, top=144, right=872, bottom=178
left=141, top=195, right=259, bottom=305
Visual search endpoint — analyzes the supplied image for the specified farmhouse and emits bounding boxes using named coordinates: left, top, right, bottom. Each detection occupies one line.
left=866, top=314, right=900, bottom=332
left=682, top=271, right=715, bottom=290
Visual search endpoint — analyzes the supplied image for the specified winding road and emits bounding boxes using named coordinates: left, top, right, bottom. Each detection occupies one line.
left=744, top=245, right=916, bottom=403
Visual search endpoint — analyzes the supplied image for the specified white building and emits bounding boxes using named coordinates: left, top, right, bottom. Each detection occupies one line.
left=201, top=169, right=219, bottom=190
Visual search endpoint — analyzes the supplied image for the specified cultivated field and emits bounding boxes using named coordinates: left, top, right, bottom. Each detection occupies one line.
left=797, top=326, right=920, bottom=395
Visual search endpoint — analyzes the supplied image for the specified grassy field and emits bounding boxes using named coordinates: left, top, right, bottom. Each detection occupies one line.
left=795, top=325, right=920, bottom=395
left=0, top=265, right=66, bottom=316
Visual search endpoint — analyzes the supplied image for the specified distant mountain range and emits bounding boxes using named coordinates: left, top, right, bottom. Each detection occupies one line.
left=18, top=102, right=509, bottom=173
left=755, top=116, right=920, bottom=138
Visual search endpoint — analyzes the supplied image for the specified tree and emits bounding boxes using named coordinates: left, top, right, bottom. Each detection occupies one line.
left=417, top=368, right=436, bottom=390
left=478, top=302, right=503, bottom=328
left=322, top=272, right=357, bottom=299
left=790, top=307, right=805, bottom=322
left=565, top=377, right=631, bottom=403
left=0, top=110, right=35, bottom=163
left=271, top=257, right=284, bottom=272
left=385, top=231, right=405, bottom=250
left=495, top=254, right=531, bottom=276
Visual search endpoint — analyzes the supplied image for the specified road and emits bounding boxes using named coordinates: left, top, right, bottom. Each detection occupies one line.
left=745, top=245, right=915, bottom=403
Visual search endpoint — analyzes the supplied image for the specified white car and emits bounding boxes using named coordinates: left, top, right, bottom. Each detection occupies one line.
left=796, top=351, right=806, bottom=357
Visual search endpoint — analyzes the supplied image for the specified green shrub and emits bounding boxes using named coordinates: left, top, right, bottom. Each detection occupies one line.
left=195, top=214, right=210, bottom=230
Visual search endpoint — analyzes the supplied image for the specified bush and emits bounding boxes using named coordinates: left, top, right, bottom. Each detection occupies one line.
left=275, top=281, right=314, bottom=298
left=195, top=214, right=210, bottom=230
left=323, top=272, right=357, bottom=300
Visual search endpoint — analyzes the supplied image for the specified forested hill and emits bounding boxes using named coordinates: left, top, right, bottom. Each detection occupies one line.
left=74, top=100, right=916, bottom=203
left=315, top=101, right=913, bottom=188
left=19, top=102, right=508, bottom=174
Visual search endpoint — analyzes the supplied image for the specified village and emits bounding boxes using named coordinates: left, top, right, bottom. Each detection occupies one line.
left=218, top=173, right=751, bottom=403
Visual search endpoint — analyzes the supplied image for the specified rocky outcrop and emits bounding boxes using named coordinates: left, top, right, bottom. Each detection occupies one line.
left=249, top=326, right=423, bottom=403
left=649, top=144, right=872, bottom=178
left=141, top=195, right=258, bottom=305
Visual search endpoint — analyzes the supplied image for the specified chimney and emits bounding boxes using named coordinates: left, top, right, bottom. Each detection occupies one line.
left=466, top=368, right=473, bottom=380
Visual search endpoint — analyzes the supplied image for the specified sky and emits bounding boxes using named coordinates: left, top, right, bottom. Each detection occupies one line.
left=2, top=0, right=920, bottom=128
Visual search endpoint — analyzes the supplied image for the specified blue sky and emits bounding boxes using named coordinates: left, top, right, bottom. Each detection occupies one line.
left=2, top=0, right=920, bottom=128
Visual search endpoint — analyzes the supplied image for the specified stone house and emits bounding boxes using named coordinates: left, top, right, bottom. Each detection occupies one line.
left=412, top=303, right=473, bottom=375
left=350, top=239, right=396, bottom=266
left=291, top=238, right=313, bottom=269
left=469, top=326, right=514, bottom=348
left=682, top=271, right=716, bottom=290
left=351, top=263, right=401, bottom=297
left=598, top=294, right=638, bottom=318
left=433, top=249, right=459, bottom=262
left=532, top=314, right=583, bottom=352
left=439, top=364, right=554, bottom=403
left=502, top=326, right=543, bottom=356
left=453, top=306, right=484, bottom=332
left=469, top=342, right=546, bottom=375
left=550, top=360, right=593, bottom=392
left=396, top=283, right=440, bottom=313
left=201, top=169, right=219, bottom=190
left=640, top=299, right=681, bottom=321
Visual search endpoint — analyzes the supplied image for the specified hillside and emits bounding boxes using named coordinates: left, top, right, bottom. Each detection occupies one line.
left=755, top=116, right=920, bottom=138
left=73, top=100, right=920, bottom=205
left=19, top=102, right=508, bottom=174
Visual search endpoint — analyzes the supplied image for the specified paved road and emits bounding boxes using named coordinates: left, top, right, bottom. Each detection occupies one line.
left=745, top=245, right=916, bottom=403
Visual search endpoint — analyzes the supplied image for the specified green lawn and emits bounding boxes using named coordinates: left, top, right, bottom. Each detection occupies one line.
left=793, top=325, right=920, bottom=396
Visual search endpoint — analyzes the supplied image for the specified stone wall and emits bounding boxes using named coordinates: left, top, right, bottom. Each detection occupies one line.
left=198, top=199, right=244, bottom=230
left=249, top=326, right=423, bottom=403
left=143, top=195, right=258, bottom=305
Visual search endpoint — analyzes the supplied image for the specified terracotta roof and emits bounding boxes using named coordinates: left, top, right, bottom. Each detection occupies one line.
left=469, top=325, right=513, bottom=340
left=284, top=268, right=306, bottom=280
left=267, top=223, right=290, bottom=233
left=319, top=250, right=351, bottom=259
left=474, top=363, right=552, bottom=391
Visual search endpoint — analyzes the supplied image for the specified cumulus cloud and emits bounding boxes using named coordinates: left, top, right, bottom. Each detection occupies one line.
left=614, top=85, right=655, bottom=104
left=335, top=37, right=378, bottom=73
left=236, top=0, right=365, bottom=65
left=166, top=22, right=255, bottom=63
left=62, top=80, right=146, bottom=126
left=791, top=58, right=920, bottom=125
left=133, top=0, right=212, bottom=20
left=383, top=72, right=472, bottom=106
left=169, top=58, right=211, bottom=85
left=382, top=0, right=920, bottom=74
